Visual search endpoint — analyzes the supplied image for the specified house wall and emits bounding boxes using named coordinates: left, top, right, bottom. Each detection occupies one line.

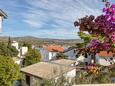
left=20, top=47, right=28, bottom=55
left=66, top=69, right=76, bottom=78
left=77, top=54, right=99, bottom=64
left=40, top=48, right=49, bottom=61
left=64, top=49, right=76, bottom=60
left=97, top=55, right=115, bottom=66
left=22, top=74, right=43, bottom=86
left=49, top=52, right=57, bottom=60
left=77, top=54, right=115, bottom=66
left=54, top=69, right=76, bottom=84
left=0, top=16, right=3, bottom=32
left=40, top=48, right=57, bottom=61
left=11, top=41, right=19, bottom=50
left=19, top=47, right=28, bottom=58
left=22, top=68, right=76, bottom=86
left=30, top=76, right=43, bottom=86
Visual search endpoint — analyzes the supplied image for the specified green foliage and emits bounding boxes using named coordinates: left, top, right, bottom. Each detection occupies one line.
left=0, top=55, right=20, bottom=86
left=43, top=76, right=72, bottom=86
left=75, top=66, right=112, bottom=84
left=76, top=43, right=84, bottom=48
left=94, top=72, right=111, bottom=83
left=23, top=49, right=41, bottom=66
left=109, top=64, right=115, bottom=77
left=78, top=32, right=92, bottom=47
left=7, top=46, right=19, bottom=57
left=56, top=53, right=68, bottom=59
left=8, top=37, right=12, bottom=47
left=0, top=43, right=7, bottom=56
left=78, top=62, right=85, bottom=67
left=0, top=42, right=18, bottom=57
left=22, top=42, right=32, bottom=50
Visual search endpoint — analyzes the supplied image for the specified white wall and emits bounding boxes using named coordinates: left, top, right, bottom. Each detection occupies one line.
left=19, top=47, right=28, bottom=58
left=97, top=55, right=115, bottom=66
left=66, top=69, right=76, bottom=78
left=77, top=54, right=85, bottom=62
left=14, top=59, right=22, bottom=65
left=40, top=48, right=57, bottom=61
left=11, top=41, right=19, bottom=50
left=49, top=52, right=57, bottom=60
left=0, top=16, right=3, bottom=32
left=77, top=54, right=99, bottom=64
left=55, top=69, right=76, bottom=84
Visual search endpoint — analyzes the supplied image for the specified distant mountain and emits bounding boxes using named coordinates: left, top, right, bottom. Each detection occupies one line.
left=0, top=36, right=84, bottom=46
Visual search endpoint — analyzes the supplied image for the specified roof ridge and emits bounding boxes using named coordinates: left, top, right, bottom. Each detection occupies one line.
left=46, top=61, right=75, bottom=68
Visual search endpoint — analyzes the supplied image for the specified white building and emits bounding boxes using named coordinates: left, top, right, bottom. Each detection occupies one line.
left=21, top=59, right=77, bottom=86
left=11, top=40, right=28, bottom=58
left=97, top=51, right=115, bottom=66
left=19, top=46, right=28, bottom=58
left=11, top=41, right=19, bottom=50
left=77, top=54, right=99, bottom=64
left=64, top=47, right=99, bottom=64
left=0, top=9, right=8, bottom=32
left=40, top=45, right=64, bottom=61
left=65, top=49, right=114, bottom=66
left=64, top=47, right=77, bottom=60
left=12, top=57, right=23, bottom=65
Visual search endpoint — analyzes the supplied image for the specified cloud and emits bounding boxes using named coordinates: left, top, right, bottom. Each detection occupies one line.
left=1, top=0, right=110, bottom=39
left=21, top=0, right=102, bottom=38
left=23, top=20, right=43, bottom=28
left=23, top=0, right=102, bottom=28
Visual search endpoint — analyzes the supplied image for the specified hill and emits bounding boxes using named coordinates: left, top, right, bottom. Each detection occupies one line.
left=0, top=36, right=84, bottom=47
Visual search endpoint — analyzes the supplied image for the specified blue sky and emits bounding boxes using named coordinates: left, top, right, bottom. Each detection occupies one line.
left=0, top=0, right=115, bottom=39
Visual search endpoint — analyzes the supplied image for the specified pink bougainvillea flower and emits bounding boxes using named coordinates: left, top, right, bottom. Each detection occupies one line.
left=111, top=32, right=115, bottom=43
left=74, top=1, right=115, bottom=53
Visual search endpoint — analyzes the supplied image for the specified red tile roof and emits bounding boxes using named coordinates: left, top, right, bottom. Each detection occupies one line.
left=46, top=45, right=64, bottom=52
left=98, top=51, right=114, bottom=57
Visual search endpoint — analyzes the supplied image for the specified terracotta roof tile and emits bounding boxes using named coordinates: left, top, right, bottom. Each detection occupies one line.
left=46, top=45, right=64, bottom=52
left=98, top=51, right=114, bottom=57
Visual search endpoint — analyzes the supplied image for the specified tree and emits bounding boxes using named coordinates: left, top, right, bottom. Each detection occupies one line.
left=0, top=42, right=18, bottom=57
left=7, top=45, right=19, bottom=57
left=22, top=42, right=32, bottom=50
left=23, top=49, right=41, bottom=66
left=0, top=55, right=20, bottom=86
left=7, top=37, right=19, bottom=57
left=0, top=43, right=8, bottom=56
left=76, top=43, right=84, bottom=48
left=56, top=53, right=68, bottom=59
left=8, top=36, right=11, bottom=47
left=78, top=32, right=92, bottom=47
left=74, top=0, right=115, bottom=62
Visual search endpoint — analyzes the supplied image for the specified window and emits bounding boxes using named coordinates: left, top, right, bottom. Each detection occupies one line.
left=26, top=75, right=30, bottom=86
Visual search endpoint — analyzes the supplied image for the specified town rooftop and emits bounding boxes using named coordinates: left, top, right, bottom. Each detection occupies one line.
left=21, top=59, right=75, bottom=79
left=51, top=59, right=75, bottom=66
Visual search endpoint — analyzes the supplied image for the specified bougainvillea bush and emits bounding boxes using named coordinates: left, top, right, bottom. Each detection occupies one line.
left=74, top=0, right=115, bottom=54
left=74, top=0, right=115, bottom=84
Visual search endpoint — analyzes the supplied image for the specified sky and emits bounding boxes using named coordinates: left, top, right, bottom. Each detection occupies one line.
left=0, top=0, right=115, bottom=39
